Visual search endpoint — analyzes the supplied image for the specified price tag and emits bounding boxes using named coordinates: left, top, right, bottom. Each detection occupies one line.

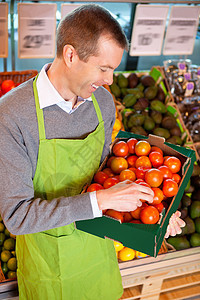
left=61, top=4, right=82, bottom=19
left=18, top=3, right=57, bottom=58
left=129, top=5, right=169, bottom=56
left=0, top=3, right=8, bottom=58
left=163, top=6, right=200, bottom=55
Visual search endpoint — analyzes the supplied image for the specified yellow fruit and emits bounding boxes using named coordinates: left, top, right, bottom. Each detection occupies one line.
left=135, top=251, right=148, bottom=258
left=113, top=118, right=122, bottom=131
left=112, top=130, right=118, bottom=142
left=3, top=238, right=15, bottom=250
left=7, top=257, right=17, bottom=271
left=0, top=222, right=5, bottom=232
left=118, top=247, right=136, bottom=261
left=113, top=241, right=124, bottom=252
left=4, top=228, right=10, bottom=237
left=1, top=250, right=12, bottom=263
left=7, top=271, right=17, bottom=279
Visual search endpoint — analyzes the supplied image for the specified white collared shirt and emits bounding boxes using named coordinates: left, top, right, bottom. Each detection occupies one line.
left=36, top=64, right=102, bottom=218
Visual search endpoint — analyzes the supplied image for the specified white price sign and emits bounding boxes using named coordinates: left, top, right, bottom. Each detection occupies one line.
left=0, top=3, right=8, bottom=58
left=18, top=3, right=57, bottom=58
left=61, top=4, right=82, bottom=20
left=129, top=5, right=169, bottom=56
left=163, top=6, right=200, bottom=55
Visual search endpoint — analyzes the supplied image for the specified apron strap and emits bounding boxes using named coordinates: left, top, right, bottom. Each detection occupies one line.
left=33, top=75, right=46, bottom=140
left=91, top=93, right=103, bottom=123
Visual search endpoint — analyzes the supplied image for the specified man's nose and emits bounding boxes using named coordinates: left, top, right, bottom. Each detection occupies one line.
left=104, top=71, right=114, bottom=86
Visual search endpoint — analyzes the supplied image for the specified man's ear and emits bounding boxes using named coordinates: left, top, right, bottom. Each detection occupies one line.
left=63, top=45, right=78, bottom=67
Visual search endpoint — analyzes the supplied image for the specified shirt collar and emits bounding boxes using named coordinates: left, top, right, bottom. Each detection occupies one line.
left=36, top=63, right=92, bottom=113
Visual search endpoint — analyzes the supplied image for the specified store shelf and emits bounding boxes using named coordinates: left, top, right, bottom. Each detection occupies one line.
left=119, top=247, right=200, bottom=300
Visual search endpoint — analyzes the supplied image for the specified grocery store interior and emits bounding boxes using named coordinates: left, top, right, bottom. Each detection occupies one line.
left=0, top=0, right=200, bottom=300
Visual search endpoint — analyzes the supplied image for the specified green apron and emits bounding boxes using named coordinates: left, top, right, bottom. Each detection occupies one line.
left=16, top=77, right=123, bottom=300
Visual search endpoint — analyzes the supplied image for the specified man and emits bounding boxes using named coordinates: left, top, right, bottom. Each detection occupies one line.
left=0, top=4, right=184, bottom=299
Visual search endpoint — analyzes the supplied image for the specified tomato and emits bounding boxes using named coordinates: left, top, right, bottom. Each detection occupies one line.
left=162, top=179, right=179, bottom=197
left=172, top=173, right=181, bottom=185
left=87, top=183, right=104, bottom=192
left=151, top=187, right=164, bottom=205
left=106, top=156, right=115, bottom=168
left=149, top=151, right=164, bottom=168
left=103, top=177, right=119, bottom=189
left=105, top=209, right=124, bottom=223
left=129, top=167, right=137, bottom=173
left=138, top=181, right=151, bottom=188
left=110, top=157, right=128, bottom=174
left=123, top=212, right=133, bottom=223
left=130, top=203, right=148, bottom=219
left=127, top=138, right=138, bottom=154
left=135, top=156, right=152, bottom=168
left=135, top=166, right=150, bottom=180
left=112, top=141, right=129, bottom=157
left=127, top=155, right=138, bottom=168
left=102, top=168, right=115, bottom=178
left=129, top=219, right=142, bottom=224
left=135, top=179, right=145, bottom=184
left=119, top=169, right=136, bottom=182
left=153, top=202, right=164, bottom=213
left=145, top=169, right=163, bottom=188
left=93, top=171, right=109, bottom=185
left=135, top=140, right=151, bottom=156
left=1, top=80, right=15, bottom=94
left=140, top=206, right=160, bottom=224
left=158, top=165, right=173, bottom=180
left=150, top=146, right=163, bottom=155
left=164, top=156, right=182, bottom=173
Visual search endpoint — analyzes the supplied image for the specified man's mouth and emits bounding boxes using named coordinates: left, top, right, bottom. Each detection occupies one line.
left=91, top=83, right=99, bottom=90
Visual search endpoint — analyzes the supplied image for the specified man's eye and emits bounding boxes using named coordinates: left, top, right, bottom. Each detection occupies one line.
left=100, top=68, right=107, bottom=72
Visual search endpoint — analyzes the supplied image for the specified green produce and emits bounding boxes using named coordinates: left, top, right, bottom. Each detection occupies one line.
left=190, top=233, right=200, bottom=247
left=184, top=217, right=195, bottom=234
left=192, top=164, right=200, bottom=177
left=144, top=86, right=158, bottom=100
left=182, top=194, right=192, bottom=208
left=150, top=111, right=163, bottom=124
left=161, top=115, right=177, bottom=130
left=170, top=125, right=182, bottom=137
left=126, top=88, right=144, bottom=99
left=195, top=217, right=200, bottom=234
left=167, top=136, right=183, bottom=146
left=128, top=73, right=139, bottom=88
left=122, top=94, right=137, bottom=108
left=143, top=116, right=155, bottom=131
left=153, top=127, right=170, bottom=139
left=110, top=82, right=121, bottom=98
left=180, top=207, right=188, bottom=219
left=190, top=201, right=200, bottom=219
left=150, top=100, right=167, bottom=114
left=156, top=87, right=165, bottom=102
left=140, top=75, right=155, bottom=87
left=117, top=73, right=128, bottom=88
left=133, top=98, right=149, bottom=111
left=130, top=126, right=147, bottom=136
left=167, top=236, right=190, bottom=250
left=127, top=114, right=145, bottom=127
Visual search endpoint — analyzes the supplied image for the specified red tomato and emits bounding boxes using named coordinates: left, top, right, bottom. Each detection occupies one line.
left=127, top=138, right=138, bottom=154
left=105, top=209, right=124, bottom=222
left=153, top=202, right=164, bottom=213
left=149, top=151, right=164, bottom=168
left=164, top=156, right=182, bottom=173
left=151, top=187, right=164, bottom=205
left=135, top=140, right=151, bottom=156
left=150, top=146, right=163, bottom=155
left=135, top=179, right=145, bottom=184
left=162, top=179, right=179, bottom=197
left=102, top=168, right=115, bottom=178
left=127, top=155, right=138, bottom=168
left=112, top=141, right=129, bottom=157
left=135, top=166, right=150, bottom=180
left=93, top=171, right=109, bottom=185
left=129, top=167, right=137, bottom=173
left=129, top=219, right=142, bottom=224
left=103, top=177, right=119, bottom=189
left=130, top=203, right=148, bottom=219
left=135, top=156, right=152, bottom=169
left=123, top=212, right=133, bottom=223
left=110, top=157, right=128, bottom=174
left=172, top=173, right=181, bottom=185
left=1, top=80, right=15, bottom=94
left=87, top=183, right=104, bottom=192
left=140, top=206, right=160, bottom=224
left=119, top=169, right=136, bottom=182
left=106, top=156, right=115, bottom=168
left=145, top=169, right=163, bottom=188
left=158, top=165, right=173, bottom=180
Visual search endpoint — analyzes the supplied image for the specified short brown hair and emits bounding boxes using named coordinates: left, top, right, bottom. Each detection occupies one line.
left=56, top=4, right=129, bottom=61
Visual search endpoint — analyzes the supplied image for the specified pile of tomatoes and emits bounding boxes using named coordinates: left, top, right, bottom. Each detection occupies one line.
left=0, top=80, right=17, bottom=97
left=87, top=138, right=182, bottom=225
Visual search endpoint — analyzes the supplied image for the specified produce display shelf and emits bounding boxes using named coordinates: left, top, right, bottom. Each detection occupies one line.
left=119, top=246, right=200, bottom=300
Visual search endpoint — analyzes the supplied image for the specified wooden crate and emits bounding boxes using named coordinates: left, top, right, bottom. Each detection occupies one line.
left=0, top=70, right=38, bottom=85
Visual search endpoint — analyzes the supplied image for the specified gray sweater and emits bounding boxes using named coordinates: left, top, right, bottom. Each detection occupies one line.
left=0, top=78, right=115, bottom=235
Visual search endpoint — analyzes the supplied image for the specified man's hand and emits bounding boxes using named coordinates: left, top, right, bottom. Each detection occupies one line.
left=96, top=180, right=154, bottom=212
left=165, top=211, right=186, bottom=238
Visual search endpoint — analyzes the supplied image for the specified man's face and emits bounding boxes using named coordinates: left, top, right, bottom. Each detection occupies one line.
left=68, top=35, right=124, bottom=99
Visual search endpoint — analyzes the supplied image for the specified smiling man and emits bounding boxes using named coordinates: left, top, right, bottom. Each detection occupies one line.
left=0, top=4, right=184, bottom=300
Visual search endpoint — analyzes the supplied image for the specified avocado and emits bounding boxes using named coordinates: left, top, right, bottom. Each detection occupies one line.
left=184, top=216, right=195, bottom=234
left=195, top=217, right=200, bottom=233
left=140, top=75, right=155, bottom=87
left=170, top=125, right=182, bottom=137
left=167, top=136, right=183, bottom=146
left=117, top=73, right=128, bottom=88
left=113, top=74, right=118, bottom=84
left=191, top=176, right=200, bottom=189
left=126, top=88, right=144, bottom=99
left=130, top=126, right=147, bottom=136
left=190, top=201, right=200, bottom=219
left=156, top=87, right=166, bottom=102
left=127, top=114, right=145, bottom=127
left=144, top=86, right=158, bottom=100
left=110, top=82, right=121, bottom=98
left=150, top=100, right=167, bottom=114
left=128, top=73, right=139, bottom=88
left=167, top=236, right=190, bottom=250
left=137, top=83, right=145, bottom=92
left=161, top=115, right=177, bottom=130
left=190, top=233, right=200, bottom=247
left=121, top=88, right=128, bottom=97
left=192, top=165, right=200, bottom=177
left=153, top=127, right=170, bottom=139
left=133, top=98, right=149, bottom=111
left=150, top=111, right=163, bottom=124
left=182, top=194, right=192, bottom=208
left=123, top=94, right=137, bottom=108
left=143, top=116, right=156, bottom=131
